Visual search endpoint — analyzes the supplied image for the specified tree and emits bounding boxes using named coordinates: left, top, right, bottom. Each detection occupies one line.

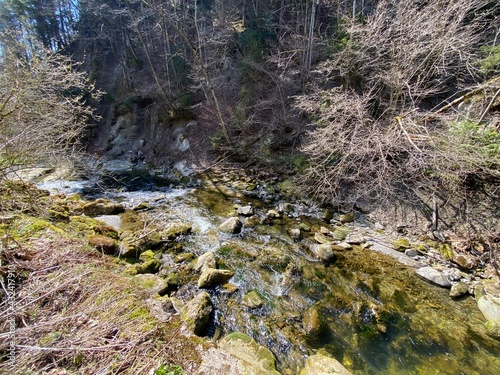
left=0, top=41, right=101, bottom=180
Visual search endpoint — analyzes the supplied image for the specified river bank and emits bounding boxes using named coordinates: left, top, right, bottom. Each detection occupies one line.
left=1, top=165, right=499, bottom=374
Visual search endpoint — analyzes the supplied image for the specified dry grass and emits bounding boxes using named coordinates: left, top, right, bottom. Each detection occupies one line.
left=0, top=228, right=200, bottom=374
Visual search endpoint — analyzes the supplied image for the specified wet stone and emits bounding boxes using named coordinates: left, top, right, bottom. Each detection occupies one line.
left=449, top=282, right=469, bottom=299
left=242, top=290, right=264, bottom=308
left=198, top=268, right=234, bottom=288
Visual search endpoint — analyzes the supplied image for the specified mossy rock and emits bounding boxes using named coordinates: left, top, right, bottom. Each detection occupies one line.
left=137, top=259, right=161, bottom=274
left=139, top=250, right=156, bottom=262
left=439, top=244, right=454, bottom=260
left=393, top=238, right=411, bottom=251
left=219, top=332, right=281, bottom=375
left=134, top=274, right=169, bottom=296
left=174, top=253, right=195, bottom=263
left=242, top=290, right=264, bottom=308
left=331, top=227, right=350, bottom=241
left=180, top=292, right=213, bottom=335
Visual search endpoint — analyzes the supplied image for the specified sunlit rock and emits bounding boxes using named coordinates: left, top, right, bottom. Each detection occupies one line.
left=180, top=292, right=213, bottom=335
left=416, top=266, right=452, bottom=288
left=219, top=217, right=243, bottom=234
left=198, top=268, right=234, bottom=288
left=300, top=352, right=352, bottom=375
left=218, top=332, right=281, bottom=375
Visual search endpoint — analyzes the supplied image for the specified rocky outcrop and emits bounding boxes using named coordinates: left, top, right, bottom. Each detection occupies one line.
left=218, top=332, right=281, bottom=375
left=300, top=352, right=352, bottom=375
left=180, top=292, right=213, bottom=335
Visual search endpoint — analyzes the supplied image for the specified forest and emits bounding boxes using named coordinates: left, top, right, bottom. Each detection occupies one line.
left=1, top=0, right=499, bottom=206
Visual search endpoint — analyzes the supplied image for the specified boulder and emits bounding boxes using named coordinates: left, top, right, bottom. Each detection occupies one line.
left=218, top=332, right=281, bottom=375
left=300, top=352, right=352, bottom=375
left=219, top=217, right=243, bottom=234
left=237, top=205, right=255, bottom=216
left=198, top=268, right=234, bottom=288
left=180, top=292, right=213, bottom=335
left=83, top=199, right=124, bottom=217
left=416, top=266, right=452, bottom=288
left=477, top=295, right=500, bottom=324
left=134, top=274, right=169, bottom=296
left=242, top=290, right=264, bottom=308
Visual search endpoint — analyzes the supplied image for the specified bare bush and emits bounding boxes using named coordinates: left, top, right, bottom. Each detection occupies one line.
left=296, top=0, right=500, bottom=204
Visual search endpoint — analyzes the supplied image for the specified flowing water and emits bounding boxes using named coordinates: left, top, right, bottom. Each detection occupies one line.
left=39, top=172, right=500, bottom=375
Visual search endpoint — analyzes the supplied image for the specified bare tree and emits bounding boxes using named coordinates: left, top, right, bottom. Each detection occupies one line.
left=0, top=42, right=101, bottom=179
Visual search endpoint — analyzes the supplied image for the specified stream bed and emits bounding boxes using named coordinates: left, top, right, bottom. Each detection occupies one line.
left=38, top=171, right=500, bottom=375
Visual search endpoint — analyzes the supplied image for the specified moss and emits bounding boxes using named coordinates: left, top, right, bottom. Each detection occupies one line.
left=393, top=238, right=411, bottom=251
left=439, top=244, right=454, bottom=260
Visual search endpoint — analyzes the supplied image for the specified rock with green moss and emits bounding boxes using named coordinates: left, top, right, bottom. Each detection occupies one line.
left=449, top=282, right=469, bottom=299
left=331, top=227, right=350, bottom=241
left=180, top=292, right=213, bottom=335
left=300, top=352, right=352, bottom=375
left=242, top=290, right=264, bottom=308
left=322, top=209, right=334, bottom=222
left=314, top=232, right=331, bottom=244
left=393, top=238, right=411, bottom=251
left=439, top=244, right=454, bottom=260
left=174, top=253, right=195, bottom=263
left=338, top=213, right=355, bottom=223
left=134, top=274, right=169, bottom=296
left=198, top=268, right=234, bottom=288
left=139, top=250, right=156, bottom=262
left=219, top=332, right=281, bottom=375
left=138, top=259, right=161, bottom=274
left=258, top=246, right=291, bottom=270
left=311, top=244, right=336, bottom=263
